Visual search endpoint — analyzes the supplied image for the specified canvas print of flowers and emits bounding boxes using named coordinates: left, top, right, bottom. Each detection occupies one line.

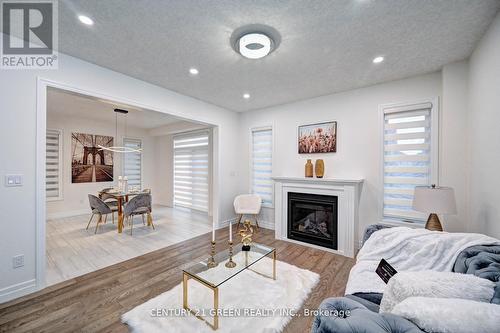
left=298, top=121, right=337, bottom=154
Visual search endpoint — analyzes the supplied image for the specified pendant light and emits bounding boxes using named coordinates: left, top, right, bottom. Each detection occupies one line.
left=98, top=108, right=142, bottom=153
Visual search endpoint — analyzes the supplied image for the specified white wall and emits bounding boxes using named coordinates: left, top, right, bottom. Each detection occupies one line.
left=46, top=114, right=157, bottom=217
left=239, top=72, right=464, bottom=240
left=153, top=134, right=174, bottom=207
left=0, top=42, right=242, bottom=302
left=440, top=61, right=469, bottom=232
left=468, top=13, right=500, bottom=238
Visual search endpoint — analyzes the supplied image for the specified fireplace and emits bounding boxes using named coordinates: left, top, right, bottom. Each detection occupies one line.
left=287, top=192, right=338, bottom=250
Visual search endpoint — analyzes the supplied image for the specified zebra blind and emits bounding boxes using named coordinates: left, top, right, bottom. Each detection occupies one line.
left=383, top=103, right=434, bottom=222
left=173, top=131, right=210, bottom=212
left=123, top=138, right=142, bottom=187
left=46, top=129, right=62, bottom=200
left=251, top=128, right=273, bottom=206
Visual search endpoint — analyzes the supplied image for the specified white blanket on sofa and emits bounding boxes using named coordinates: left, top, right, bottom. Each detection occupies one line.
left=345, top=227, right=499, bottom=295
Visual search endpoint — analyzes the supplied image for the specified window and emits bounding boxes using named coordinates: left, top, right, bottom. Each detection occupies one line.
left=251, top=127, right=273, bottom=207
left=46, top=129, right=62, bottom=200
left=123, top=138, right=142, bottom=187
left=173, top=131, right=210, bottom=212
left=382, top=101, right=437, bottom=222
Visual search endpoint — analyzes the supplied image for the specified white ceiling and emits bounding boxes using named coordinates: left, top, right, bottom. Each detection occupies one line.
left=56, top=0, right=500, bottom=112
left=47, top=88, right=185, bottom=130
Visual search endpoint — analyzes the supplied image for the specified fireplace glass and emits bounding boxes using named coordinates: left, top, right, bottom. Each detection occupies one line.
left=287, top=192, right=338, bottom=249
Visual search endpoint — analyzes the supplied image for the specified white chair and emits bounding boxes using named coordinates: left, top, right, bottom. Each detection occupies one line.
left=234, top=194, right=262, bottom=230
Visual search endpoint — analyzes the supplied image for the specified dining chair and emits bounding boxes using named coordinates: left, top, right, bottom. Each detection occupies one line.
left=123, top=193, right=154, bottom=235
left=98, top=190, right=119, bottom=223
left=233, top=194, right=262, bottom=230
left=87, top=194, right=118, bottom=234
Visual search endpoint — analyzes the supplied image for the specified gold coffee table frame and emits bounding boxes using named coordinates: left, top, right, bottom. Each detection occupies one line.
left=182, top=245, right=276, bottom=330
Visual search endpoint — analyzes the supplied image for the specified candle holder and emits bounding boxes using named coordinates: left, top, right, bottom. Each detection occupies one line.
left=207, top=240, right=218, bottom=268
left=225, top=241, right=237, bottom=268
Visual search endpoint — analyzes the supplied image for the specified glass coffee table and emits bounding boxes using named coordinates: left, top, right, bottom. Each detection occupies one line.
left=182, top=243, right=276, bottom=330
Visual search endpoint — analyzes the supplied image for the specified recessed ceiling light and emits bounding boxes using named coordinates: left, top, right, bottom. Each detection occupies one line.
left=243, top=93, right=251, bottom=99
left=373, top=56, right=384, bottom=64
left=238, top=33, right=273, bottom=59
left=189, top=68, right=199, bottom=75
left=78, top=15, right=94, bottom=26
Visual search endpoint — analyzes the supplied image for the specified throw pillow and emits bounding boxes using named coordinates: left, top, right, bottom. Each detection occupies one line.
left=392, top=296, right=500, bottom=333
left=380, top=270, right=495, bottom=313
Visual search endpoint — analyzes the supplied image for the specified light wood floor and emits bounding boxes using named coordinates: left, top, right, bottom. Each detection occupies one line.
left=0, top=227, right=354, bottom=333
left=46, top=205, right=212, bottom=286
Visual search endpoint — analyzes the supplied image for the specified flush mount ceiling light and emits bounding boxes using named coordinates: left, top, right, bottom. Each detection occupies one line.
left=373, top=56, right=384, bottom=64
left=189, top=67, right=199, bottom=75
left=231, top=24, right=281, bottom=60
left=237, top=33, right=273, bottom=59
left=98, top=109, right=142, bottom=153
left=78, top=15, right=94, bottom=26
left=243, top=93, right=251, bottom=99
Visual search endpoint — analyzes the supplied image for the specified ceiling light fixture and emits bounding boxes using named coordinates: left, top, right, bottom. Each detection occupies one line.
left=78, top=15, right=94, bottom=26
left=243, top=93, right=250, bottom=99
left=189, top=68, right=199, bottom=75
left=238, top=33, right=273, bottom=59
left=98, top=109, right=142, bottom=153
left=373, top=56, right=384, bottom=64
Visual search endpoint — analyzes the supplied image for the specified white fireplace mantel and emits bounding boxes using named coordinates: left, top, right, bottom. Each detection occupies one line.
left=272, top=177, right=364, bottom=258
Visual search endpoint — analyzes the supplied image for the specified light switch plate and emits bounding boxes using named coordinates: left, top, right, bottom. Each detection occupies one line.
left=5, top=174, right=23, bottom=187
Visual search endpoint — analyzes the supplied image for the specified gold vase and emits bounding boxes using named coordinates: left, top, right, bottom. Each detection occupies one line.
left=315, top=159, right=324, bottom=178
left=305, top=159, right=313, bottom=178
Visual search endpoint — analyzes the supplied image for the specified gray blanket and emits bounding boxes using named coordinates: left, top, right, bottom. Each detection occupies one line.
left=453, top=244, right=500, bottom=304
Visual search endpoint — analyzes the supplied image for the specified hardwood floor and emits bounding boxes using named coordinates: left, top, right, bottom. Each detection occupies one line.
left=46, top=205, right=212, bottom=286
left=0, top=228, right=355, bottom=333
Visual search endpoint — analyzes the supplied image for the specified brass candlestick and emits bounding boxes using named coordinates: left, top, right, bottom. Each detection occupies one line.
left=225, top=241, right=237, bottom=268
left=207, top=241, right=218, bottom=268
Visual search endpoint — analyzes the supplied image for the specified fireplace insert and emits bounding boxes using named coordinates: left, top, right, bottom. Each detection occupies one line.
left=287, top=192, right=338, bottom=249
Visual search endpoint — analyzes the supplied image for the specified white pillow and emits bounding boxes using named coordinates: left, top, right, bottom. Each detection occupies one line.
left=380, top=270, right=495, bottom=313
left=392, top=297, right=500, bottom=333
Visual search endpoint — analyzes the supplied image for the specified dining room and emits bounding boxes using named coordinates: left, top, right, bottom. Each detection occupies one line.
left=45, top=87, right=215, bottom=286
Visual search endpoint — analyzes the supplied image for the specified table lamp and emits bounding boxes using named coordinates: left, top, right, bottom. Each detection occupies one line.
left=412, top=184, right=457, bottom=231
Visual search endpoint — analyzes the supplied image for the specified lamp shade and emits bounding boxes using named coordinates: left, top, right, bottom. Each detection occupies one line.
left=412, top=185, right=457, bottom=214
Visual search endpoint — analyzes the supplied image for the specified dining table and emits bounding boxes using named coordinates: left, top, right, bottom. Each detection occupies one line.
left=99, top=190, right=142, bottom=233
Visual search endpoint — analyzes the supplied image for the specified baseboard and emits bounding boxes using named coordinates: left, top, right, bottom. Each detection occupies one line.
left=0, top=279, right=37, bottom=304
left=217, top=217, right=238, bottom=228
left=256, top=220, right=274, bottom=230
left=218, top=217, right=274, bottom=230
left=47, top=209, right=89, bottom=219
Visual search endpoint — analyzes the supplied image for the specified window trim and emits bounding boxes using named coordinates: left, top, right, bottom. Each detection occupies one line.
left=378, top=98, right=439, bottom=224
left=122, top=137, right=143, bottom=188
left=46, top=128, right=64, bottom=202
left=249, top=125, right=274, bottom=209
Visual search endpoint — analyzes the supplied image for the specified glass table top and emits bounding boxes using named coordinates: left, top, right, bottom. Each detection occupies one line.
left=183, top=243, right=275, bottom=287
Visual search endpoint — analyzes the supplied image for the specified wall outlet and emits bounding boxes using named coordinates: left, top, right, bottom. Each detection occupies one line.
left=13, top=254, right=24, bottom=268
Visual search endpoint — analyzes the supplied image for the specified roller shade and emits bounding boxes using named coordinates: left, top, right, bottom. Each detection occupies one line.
left=251, top=128, right=273, bottom=206
left=174, top=131, right=210, bottom=212
left=123, top=138, right=142, bottom=187
left=46, top=129, right=62, bottom=199
left=383, top=106, right=434, bottom=222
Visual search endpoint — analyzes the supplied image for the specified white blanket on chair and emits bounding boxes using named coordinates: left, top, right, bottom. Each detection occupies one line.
left=345, top=227, right=499, bottom=295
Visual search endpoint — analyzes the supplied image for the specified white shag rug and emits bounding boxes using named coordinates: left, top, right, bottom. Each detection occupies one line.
left=122, top=253, right=319, bottom=333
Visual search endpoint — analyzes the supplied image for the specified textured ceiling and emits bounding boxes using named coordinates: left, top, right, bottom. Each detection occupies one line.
left=56, top=0, right=500, bottom=112
left=47, top=88, right=184, bottom=129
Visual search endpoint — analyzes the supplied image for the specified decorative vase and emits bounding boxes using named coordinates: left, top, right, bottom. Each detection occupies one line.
left=315, top=159, right=325, bottom=178
left=305, top=159, right=313, bottom=178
